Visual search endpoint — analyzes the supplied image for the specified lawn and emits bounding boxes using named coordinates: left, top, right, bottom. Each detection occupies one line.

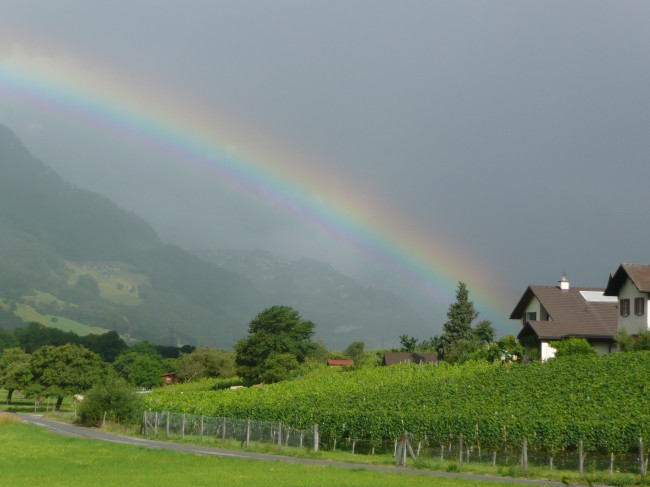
left=0, top=417, right=534, bottom=487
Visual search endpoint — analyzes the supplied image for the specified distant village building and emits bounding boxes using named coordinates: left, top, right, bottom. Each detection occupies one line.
left=382, top=352, right=438, bottom=366
left=161, top=372, right=177, bottom=385
left=327, top=359, right=354, bottom=367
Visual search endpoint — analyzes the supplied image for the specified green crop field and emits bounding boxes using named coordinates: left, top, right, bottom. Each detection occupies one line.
left=0, top=418, right=530, bottom=487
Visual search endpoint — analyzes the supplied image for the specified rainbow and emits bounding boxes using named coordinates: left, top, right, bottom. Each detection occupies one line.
left=0, top=48, right=512, bottom=324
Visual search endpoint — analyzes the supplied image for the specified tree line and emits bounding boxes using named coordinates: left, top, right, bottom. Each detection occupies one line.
left=0, top=322, right=237, bottom=410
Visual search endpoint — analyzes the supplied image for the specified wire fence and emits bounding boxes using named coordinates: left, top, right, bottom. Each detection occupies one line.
left=142, top=411, right=318, bottom=450
left=141, top=411, right=649, bottom=475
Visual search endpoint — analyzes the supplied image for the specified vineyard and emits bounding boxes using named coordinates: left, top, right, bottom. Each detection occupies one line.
left=144, top=352, right=650, bottom=466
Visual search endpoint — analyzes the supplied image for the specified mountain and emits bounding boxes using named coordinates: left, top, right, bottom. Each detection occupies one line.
left=0, top=124, right=262, bottom=347
left=195, top=249, right=430, bottom=348
left=0, top=124, right=429, bottom=349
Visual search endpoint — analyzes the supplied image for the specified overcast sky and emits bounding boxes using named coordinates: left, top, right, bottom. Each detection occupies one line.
left=1, top=1, right=649, bottom=337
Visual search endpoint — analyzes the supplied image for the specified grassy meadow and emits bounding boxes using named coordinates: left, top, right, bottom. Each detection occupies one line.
left=0, top=290, right=108, bottom=336
left=0, top=416, right=533, bottom=487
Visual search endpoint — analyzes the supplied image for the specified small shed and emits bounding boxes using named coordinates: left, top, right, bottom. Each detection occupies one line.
left=327, top=359, right=354, bottom=367
left=382, top=352, right=438, bottom=366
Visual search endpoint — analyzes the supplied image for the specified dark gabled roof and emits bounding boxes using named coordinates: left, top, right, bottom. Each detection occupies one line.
left=604, top=263, right=650, bottom=296
left=382, top=352, right=438, bottom=366
left=511, top=285, right=617, bottom=340
left=511, top=285, right=612, bottom=320
left=517, top=320, right=616, bottom=341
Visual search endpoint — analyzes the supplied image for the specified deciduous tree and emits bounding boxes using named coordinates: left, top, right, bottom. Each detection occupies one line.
left=175, top=346, right=235, bottom=382
left=235, top=305, right=316, bottom=384
left=0, top=347, right=32, bottom=403
left=113, top=341, right=166, bottom=389
left=30, top=344, right=106, bottom=410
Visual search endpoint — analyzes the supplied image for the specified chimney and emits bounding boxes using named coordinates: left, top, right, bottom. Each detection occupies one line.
left=559, top=271, right=570, bottom=291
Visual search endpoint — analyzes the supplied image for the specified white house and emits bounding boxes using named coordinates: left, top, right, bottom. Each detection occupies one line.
left=604, top=263, right=650, bottom=335
left=511, top=274, right=618, bottom=360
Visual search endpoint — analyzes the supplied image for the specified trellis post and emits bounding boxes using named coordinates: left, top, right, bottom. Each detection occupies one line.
left=578, top=440, right=584, bottom=477
left=313, top=424, right=319, bottom=452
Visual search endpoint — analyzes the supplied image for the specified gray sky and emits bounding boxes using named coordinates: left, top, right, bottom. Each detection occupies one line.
left=1, top=1, right=649, bottom=337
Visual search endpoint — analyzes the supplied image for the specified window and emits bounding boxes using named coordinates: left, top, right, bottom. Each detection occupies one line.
left=635, top=298, right=645, bottom=316
left=620, top=299, right=630, bottom=317
left=523, top=311, right=536, bottom=324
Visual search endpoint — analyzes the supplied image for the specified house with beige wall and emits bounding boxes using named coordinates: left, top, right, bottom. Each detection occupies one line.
left=604, top=263, right=650, bottom=335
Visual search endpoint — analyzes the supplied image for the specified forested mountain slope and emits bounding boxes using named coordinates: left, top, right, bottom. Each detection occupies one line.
left=0, top=124, right=262, bottom=346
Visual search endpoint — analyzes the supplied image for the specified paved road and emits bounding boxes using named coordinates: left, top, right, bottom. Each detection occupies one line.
left=18, top=414, right=599, bottom=486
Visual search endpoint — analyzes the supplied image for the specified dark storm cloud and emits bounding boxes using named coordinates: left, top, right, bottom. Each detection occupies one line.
left=1, top=1, right=649, bottom=333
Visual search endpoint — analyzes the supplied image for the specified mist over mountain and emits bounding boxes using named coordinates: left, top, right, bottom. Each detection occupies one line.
left=0, top=124, right=429, bottom=349
left=196, top=249, right=430, bottom=348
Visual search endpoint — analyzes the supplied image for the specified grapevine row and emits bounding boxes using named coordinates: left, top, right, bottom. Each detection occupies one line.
left=145, top=352, right=650, bottom=453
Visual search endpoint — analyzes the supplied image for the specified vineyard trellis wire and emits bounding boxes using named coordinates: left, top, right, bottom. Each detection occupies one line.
left=142, top=410, right=649, bottom=475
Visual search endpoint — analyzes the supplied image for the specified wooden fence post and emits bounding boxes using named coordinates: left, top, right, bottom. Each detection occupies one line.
left=142, top=411, right=148, bottom=437
left=222, top=417, right=227, bottom=443
left=459, top=433, right=463, bottom=467
left=313, top=424, right=319, bottom=452
left=182, top=414, right=185, bottom=438
left=166, top=412, right=170, bottom=438
left=578, top=440, right=584, bottom=477
left=278, top=423, right=282, bottom=448
left=200, top=415, right=204, bottom=443
left=521, top=438, right=528, bottom=472
left=246, top=419, right=251, bottom=448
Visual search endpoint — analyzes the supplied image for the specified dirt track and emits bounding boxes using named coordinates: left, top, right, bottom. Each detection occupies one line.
left=18, top=414, right=597, bottom=486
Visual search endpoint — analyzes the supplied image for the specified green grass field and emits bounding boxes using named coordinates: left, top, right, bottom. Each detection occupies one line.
left=0, top=417, right=537, bottom=487
left=0, top=294, right=108, bottom=336
left=0, top=258, right=150, bottom=336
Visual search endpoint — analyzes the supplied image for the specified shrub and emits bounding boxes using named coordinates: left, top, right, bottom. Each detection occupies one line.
left=78, top=376, right=144, bottom=426
left=549, top=337, right=597, bottom=358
